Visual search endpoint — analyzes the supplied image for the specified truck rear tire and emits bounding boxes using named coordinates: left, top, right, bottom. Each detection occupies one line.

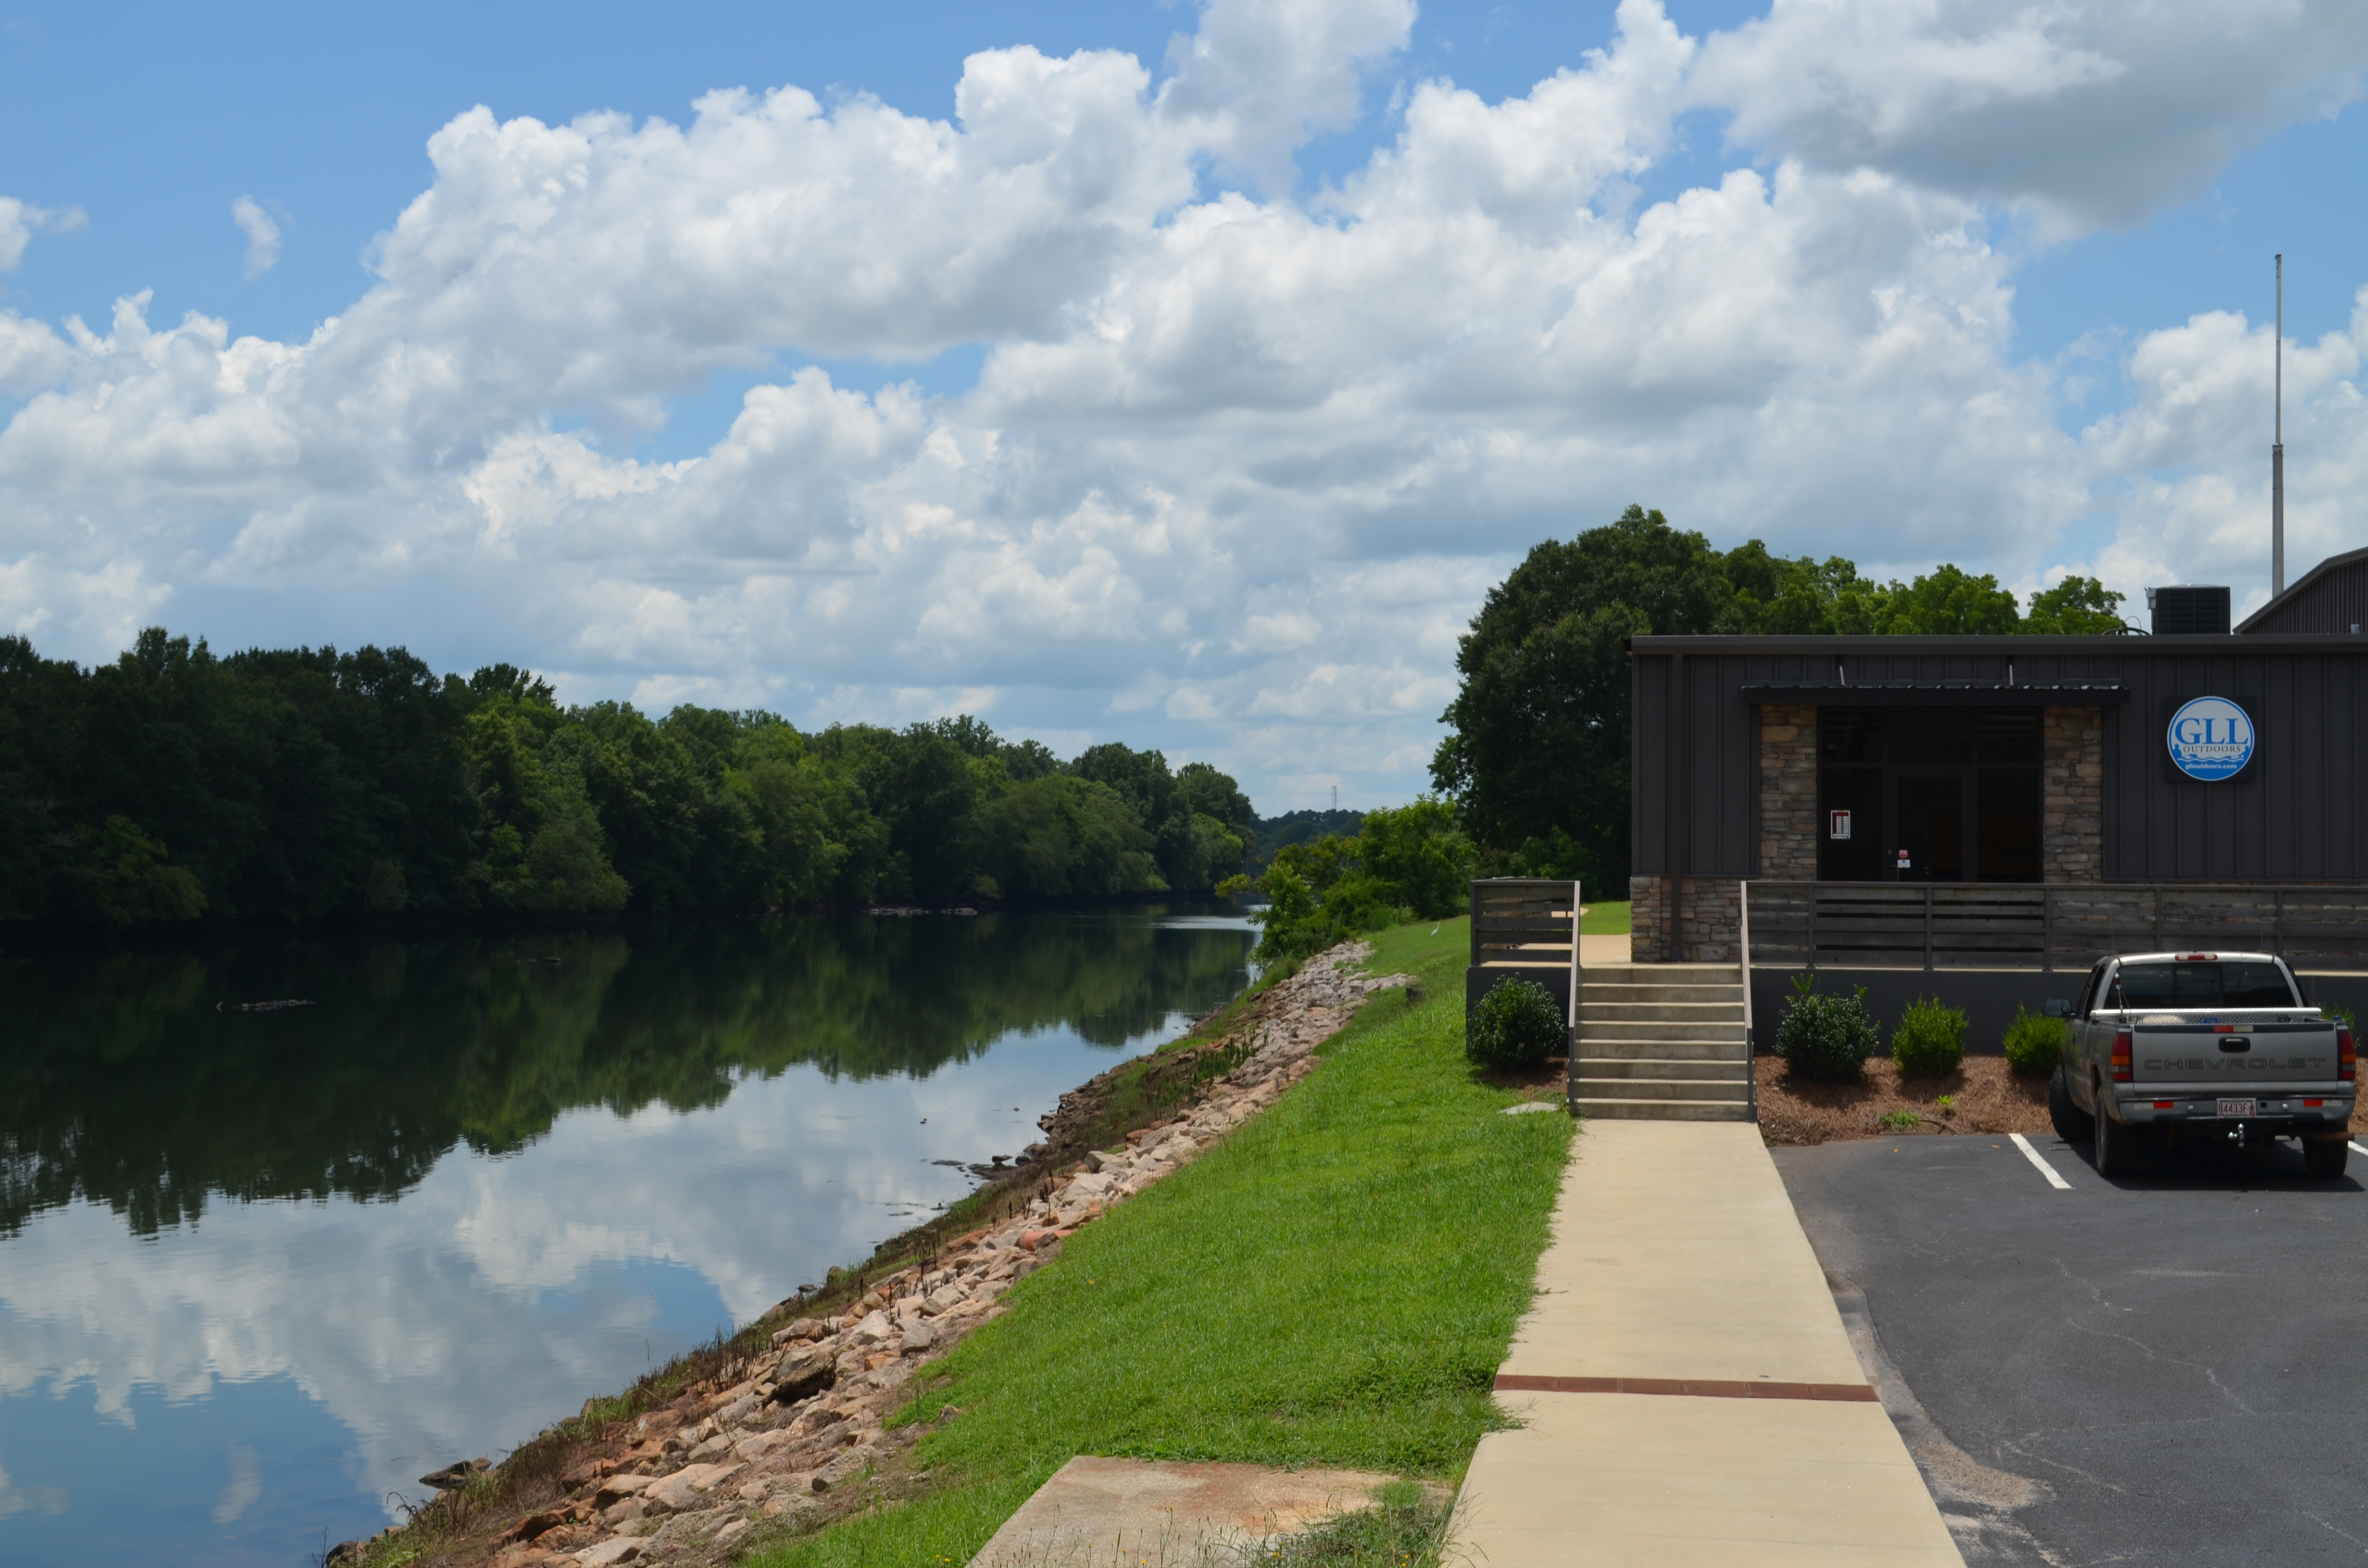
left=2049, top=1065, right=2094, bottom=1143
left=2304, top=1138, right=2350, bottom=1179
left=2093, top=1098, right=2134, bottom=1177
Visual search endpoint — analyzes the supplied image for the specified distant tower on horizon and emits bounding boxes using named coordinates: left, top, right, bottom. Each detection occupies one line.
left=2274, top=253, right=2286, bottom=598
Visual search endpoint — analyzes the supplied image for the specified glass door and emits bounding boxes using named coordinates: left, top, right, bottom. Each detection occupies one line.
left=1890, top=772, right=1968, bottom=882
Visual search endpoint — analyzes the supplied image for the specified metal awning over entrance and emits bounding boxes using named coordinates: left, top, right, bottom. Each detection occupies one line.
left=1739, top=682, right=2130, bottom=706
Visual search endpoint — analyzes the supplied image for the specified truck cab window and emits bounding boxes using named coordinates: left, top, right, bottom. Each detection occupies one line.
left=2115, top=964, right=2176, bottom=1007
left=2221, top=962, right=2299, bottom=1007
left=2112, top=961, right=2298, bottom=1008
left=2076, top=962, right=2107, bottom=1019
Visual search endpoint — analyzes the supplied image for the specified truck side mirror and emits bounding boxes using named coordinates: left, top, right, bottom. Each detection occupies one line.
left=2043, top=997, right=2072, bottom=1018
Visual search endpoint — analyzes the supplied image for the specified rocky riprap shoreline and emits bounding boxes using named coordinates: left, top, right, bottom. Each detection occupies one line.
left=335, top=943, right=1411, bottom=1568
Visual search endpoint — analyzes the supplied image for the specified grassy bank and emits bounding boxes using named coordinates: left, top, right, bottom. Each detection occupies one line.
left=747, top=918, right=1575, bottom=1568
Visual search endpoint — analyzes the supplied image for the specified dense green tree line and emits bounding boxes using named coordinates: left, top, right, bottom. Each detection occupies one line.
left=0, top=629, right=1259, bottom=927
left=0, top=911, right=1251, bottom=1238
left=1431, top=506, right=2132, bottom=892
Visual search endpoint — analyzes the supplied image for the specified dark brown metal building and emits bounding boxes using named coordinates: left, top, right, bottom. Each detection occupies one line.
left=1627, top=557, right=2368, bottom=1033
left=2236, top=545, right=2368, bottom=635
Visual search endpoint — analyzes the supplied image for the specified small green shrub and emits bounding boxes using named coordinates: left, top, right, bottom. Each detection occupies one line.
left=2001, top=1006, right=2069, bottom=1077
left=1468, top=978, right=1566, bottom=1069
left=1891, top=994, right=1967, bottom=1076
left=1877, top=1110, right=1922, bottom=1132
left=1774, top=973, right=1882, bottom=1082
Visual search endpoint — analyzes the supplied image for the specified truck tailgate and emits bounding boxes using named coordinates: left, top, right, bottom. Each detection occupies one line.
left=2133, top=1019, right=2342, bottom=1086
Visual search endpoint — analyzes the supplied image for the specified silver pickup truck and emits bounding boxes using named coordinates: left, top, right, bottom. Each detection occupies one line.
left=2050, top=951, right=2357, bottom=1177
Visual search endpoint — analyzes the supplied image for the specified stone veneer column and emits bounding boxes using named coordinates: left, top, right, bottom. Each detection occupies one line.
left=1677, top=879, right=1741, bottom=963
left=1629, top=875, right=1668, bottom=963
left=1758, top=703, right=1819, bottom=883
left=2043, top=706, right=2103, bottom=883
left=1626, top=877, right=1742, bottom=963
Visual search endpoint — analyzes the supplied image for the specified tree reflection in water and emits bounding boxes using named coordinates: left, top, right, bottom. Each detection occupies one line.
left=0, top=906, right=1253, bottom=1239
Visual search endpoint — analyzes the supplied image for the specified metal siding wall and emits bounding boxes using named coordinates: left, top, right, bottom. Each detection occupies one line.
left=1630, top=639, right=2368, bottom=884
left=2331, top=656, right=2365, bottom=877
left=2108, top=648, right=2368, bottom=880
left=1633, top=655, right=1669, bottom=876
left=1683, top=655, right=1755, bottom=875
left=2259, top=561, right=2368, bottom=634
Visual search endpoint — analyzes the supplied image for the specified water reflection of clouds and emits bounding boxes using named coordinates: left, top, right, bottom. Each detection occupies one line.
left=0, top=1025, right=1156, bottom=1546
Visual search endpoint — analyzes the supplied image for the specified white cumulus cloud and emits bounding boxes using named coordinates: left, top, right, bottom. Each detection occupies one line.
left=229, top=196, right=281, bottom=277
left=0, top=196, right=87, bottom=273
left=1691, top=0, right=2368, bottom=233
left=0, top=0, right=2365, bottom=806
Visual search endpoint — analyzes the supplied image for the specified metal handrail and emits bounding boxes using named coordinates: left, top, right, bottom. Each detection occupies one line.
left=1739, top=878, right=1757, bottom=1120
left=1567, top=879, right=1582, bottom=1111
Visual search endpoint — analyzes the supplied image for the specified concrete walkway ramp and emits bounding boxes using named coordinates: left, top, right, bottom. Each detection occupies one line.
left=1454, top=1120, right=1962, bottom=1566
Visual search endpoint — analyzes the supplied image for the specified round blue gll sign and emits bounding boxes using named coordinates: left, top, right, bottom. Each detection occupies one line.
left=2167, top=696, right=2255, bottom=781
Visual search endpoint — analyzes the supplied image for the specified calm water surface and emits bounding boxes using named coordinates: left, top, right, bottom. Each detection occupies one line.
left=0, top=905, right=1255, bottom=1567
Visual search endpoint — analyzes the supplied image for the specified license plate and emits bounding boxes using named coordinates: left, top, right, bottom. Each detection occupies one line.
left=2217, top=1098, right=2258, bottom=1118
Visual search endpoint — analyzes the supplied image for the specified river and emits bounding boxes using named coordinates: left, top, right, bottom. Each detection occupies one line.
left=0, top=904, right=1256, bottom=1567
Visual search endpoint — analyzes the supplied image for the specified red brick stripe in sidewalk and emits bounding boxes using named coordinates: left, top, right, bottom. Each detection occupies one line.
left=1492, top=1373, right=1879, bottom=1403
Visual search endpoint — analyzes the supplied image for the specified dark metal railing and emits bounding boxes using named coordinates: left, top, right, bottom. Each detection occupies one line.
left=1469, top=877, right=1581, bottom=969
left=1743, top=882, right=2368, bottom=972
left=1470, top=878, right=1583, bottom=1071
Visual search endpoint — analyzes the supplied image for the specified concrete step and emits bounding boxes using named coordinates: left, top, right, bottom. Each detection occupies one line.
left=1579, top=1037, right=1751, bottom=1061
left=1575, top=1058, right=1752, bottom=1081
left=1577, top=964, right=1739, bottom=982
left=1570, top=1075, right=1748, bottom=1102
left=1581, top=999, right=1752, bottom=1028
left=1581, top=983, right=1746, bottom=1005
left=1566, top=1095, right=1754, bottom=1122
left=1576, top=1018, right=1747, bottom=1042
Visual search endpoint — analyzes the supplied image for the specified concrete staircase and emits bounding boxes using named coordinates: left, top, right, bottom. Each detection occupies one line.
left=1567, top=963, right=1753, bottom=1122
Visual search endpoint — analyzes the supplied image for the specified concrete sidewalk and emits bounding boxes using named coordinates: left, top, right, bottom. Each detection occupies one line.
left=1452, top=1121, right=1962, bottom=1567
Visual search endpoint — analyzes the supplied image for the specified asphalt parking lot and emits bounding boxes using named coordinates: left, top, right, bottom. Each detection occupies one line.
left=1775, top=1128, right=2368, bottom=1566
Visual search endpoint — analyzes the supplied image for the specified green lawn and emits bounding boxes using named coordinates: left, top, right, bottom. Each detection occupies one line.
left=1579, top=899, right=1631, bottom=935
left=747, top=919, right=1575, bottom=1567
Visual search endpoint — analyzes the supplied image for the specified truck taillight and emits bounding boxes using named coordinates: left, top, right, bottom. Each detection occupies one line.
left=2111, top=1030, right=2133, bottom=1083
left=2340, top=1027, right=2356, bottom=1083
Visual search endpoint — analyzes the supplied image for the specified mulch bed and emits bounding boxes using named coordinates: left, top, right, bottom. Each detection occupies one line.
left=1754, top=1055, right=2053, bottom=1145
left=1756, top=1054, right=2368, bottom=1143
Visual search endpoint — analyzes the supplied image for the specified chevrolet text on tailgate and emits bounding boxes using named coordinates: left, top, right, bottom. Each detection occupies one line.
left=2050, top=952, right=2357, bottom=1178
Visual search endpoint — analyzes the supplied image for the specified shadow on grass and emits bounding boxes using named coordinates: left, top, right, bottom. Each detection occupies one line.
left=1464, top=1056, right=1566, bottom=1093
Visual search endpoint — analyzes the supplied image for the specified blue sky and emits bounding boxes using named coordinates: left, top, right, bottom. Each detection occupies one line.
left=2, top=0, right=2365, bottom=808
left=6, top=0, right=2350, bottom=383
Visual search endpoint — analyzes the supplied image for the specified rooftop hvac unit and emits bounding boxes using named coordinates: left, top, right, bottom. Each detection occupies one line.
left=2146, top=585, right=2232, bottom=636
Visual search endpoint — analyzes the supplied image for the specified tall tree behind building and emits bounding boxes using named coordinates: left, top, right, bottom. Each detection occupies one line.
left=1431, top=505, right=2127, bottom=888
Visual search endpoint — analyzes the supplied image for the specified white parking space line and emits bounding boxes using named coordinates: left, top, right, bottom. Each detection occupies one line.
left=2349, top=1142, right=2368, bottom=1159
left=2010, top=1133, right=2074, bottom=1189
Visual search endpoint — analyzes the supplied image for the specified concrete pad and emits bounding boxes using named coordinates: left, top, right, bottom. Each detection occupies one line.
left=1455, top=1395, right=1961, bottom=1567
left=969, top=1456, right=1398, bottom=1567
left=1579, top=934, right=1631, bottom=964
left=1499, top=1119, right=1869, bottom=1387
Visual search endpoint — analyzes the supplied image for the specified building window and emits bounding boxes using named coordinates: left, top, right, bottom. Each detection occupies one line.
left=1817, top=710, right=2043, bottom=883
